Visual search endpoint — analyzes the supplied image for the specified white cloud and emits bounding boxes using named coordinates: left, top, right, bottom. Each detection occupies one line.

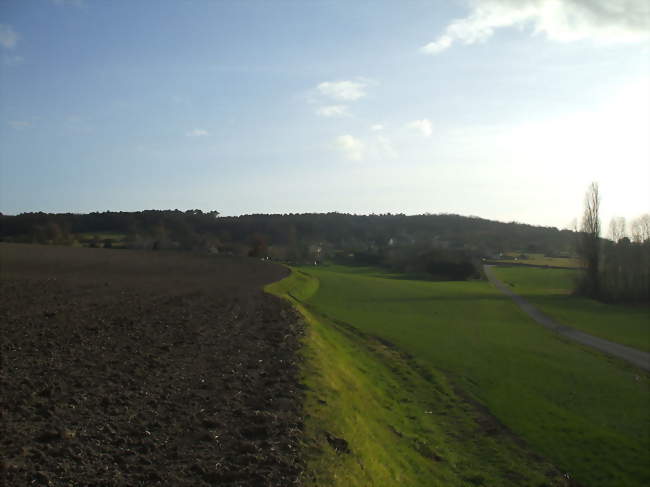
left=186, top=129, right=209, bottom=137
left=422, top=0, right=650, bottom=54
left=0, top=24, right=18, bottom=49
left=370, top=124, right=384, bottom=131
left=335, top=135, right=365, bottom=161
left=407, top=119, right=433, bottom=137
left=423, top=35, right=454, bottom=54
left=317, top=80, right=368, bottom=101
left=316, top=105, right=350, bottom=117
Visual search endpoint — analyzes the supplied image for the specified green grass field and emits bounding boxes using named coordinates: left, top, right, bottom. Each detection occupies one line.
left=266, top=270, right=569, bottom=487
left=493, top=252, right=580, bottom=268
left=285, top=265, right=649, bottom=487
left=492, top=266, right=650, bottom=352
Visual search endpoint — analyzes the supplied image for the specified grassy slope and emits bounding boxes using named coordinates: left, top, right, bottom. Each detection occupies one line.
left=266, top=270, right=568, bottom=487
left=296, top=265, right=650, bottom=487
left=492, top=266, right=650, bottom=352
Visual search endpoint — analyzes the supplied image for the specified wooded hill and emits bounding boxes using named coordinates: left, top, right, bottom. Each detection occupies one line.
left=0, top=210, right=575, bottom=258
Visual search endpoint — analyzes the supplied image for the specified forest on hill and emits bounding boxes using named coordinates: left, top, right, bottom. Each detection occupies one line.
left=0, top=210, right=574, bottom=256
left=0, top=211, right=576, bottom=281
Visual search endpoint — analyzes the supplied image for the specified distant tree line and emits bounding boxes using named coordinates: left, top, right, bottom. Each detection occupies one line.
left=597, top=239, right=650, bottom=302
left=575, top=183, right=649, bottom=303
left=0, top=210, right=578, bottom=281
left=347, top=244, right=480, bottom=281
left=0, top=210, right=221, bottom=251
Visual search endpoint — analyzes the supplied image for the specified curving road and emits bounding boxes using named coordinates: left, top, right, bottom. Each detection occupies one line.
left=484, top=265, right=650, bottom=372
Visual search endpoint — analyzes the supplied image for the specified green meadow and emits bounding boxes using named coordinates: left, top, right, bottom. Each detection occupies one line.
left=275, top=265, right=649, bottom=487
left=266, top=270, right=568, bottom=487
left=492, top=266, right=650, bottom=352
left=493, top=252, right=581, bottom=268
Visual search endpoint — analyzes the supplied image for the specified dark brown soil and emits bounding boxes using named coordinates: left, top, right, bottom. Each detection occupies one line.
left=1, top=243, right=304, bottom=486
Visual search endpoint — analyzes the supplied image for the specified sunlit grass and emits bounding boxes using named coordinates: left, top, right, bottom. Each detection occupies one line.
left=292, top=265, right=649, bottom=487
left=266, top=269, right=565, bottom=486
left=493, top=265, right=650, bottom=352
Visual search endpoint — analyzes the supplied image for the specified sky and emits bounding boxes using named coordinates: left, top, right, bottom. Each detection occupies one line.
left=1, top=0, right=648, bottom=228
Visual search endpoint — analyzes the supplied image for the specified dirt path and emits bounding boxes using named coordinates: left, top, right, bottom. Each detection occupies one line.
left=484, top=265, right=650, bottom=372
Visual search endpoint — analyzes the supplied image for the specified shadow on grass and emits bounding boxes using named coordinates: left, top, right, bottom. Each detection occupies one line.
left=352, top=294, right=512, bottom=303
left=312, top=265, right=482, bottom=284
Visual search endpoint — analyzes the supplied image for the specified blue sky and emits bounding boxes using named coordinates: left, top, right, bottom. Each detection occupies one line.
left=1, top=0, right=648, bottom=228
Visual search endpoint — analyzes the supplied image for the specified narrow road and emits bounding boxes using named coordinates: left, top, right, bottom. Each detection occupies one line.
left=484, top=265, right=650, bottom=372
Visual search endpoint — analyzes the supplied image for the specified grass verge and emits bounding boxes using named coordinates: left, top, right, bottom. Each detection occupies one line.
left=266, top=268, right=570, bottom=487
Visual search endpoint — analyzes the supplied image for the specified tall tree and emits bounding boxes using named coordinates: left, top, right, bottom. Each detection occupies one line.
left=579, top=182, right=601, bottom=297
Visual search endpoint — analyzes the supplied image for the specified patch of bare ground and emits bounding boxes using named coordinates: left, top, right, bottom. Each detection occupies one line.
left=1, top=244, right=303, bottom=486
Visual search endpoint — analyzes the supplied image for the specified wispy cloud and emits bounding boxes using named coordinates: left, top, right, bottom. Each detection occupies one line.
left=316, top=105, right=350, bottom=117
left=317, top=80, right=368, bottom=101
left=422, top=0, right=650, bottom=54
left=374, top=135, right=398, bottom=158
left=8, top=120, right=31, bottom=129
left=186, top=128, right=209, bottom=137
left=335, top=135, right=365, bottom=161
left=0, top=24, right=18, bottom=49
left=2, top=54, right=24, bottom=66
left=370, top=124, right=384, bottom=131
left=170, top=95, right=189, bottom=105
left=64, top=115, right=92, bottom=133
left=334, top=133, right=398, bottom=161
left=50, top=0, right=86, bottom=6
left=406, top=119, right=433, bottom=137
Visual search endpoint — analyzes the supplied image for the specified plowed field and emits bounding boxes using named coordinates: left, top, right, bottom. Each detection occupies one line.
left=1, top=244, right=303, bottom=486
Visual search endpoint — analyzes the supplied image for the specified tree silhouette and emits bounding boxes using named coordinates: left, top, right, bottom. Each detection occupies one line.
left=578, top=182, right=601, bottom=298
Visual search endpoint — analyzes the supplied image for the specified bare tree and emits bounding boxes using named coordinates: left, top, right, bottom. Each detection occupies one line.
left=608, top=216, right=626, bottom=243
left=601, top=212, right=650, bottom=303
left=641, top=214, right=650, bottom=242
left=582, top=182, right=600, bottom=237
left=630, top=214, right=650, bottom=243
left=578, top=182, right=601, bottom=297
